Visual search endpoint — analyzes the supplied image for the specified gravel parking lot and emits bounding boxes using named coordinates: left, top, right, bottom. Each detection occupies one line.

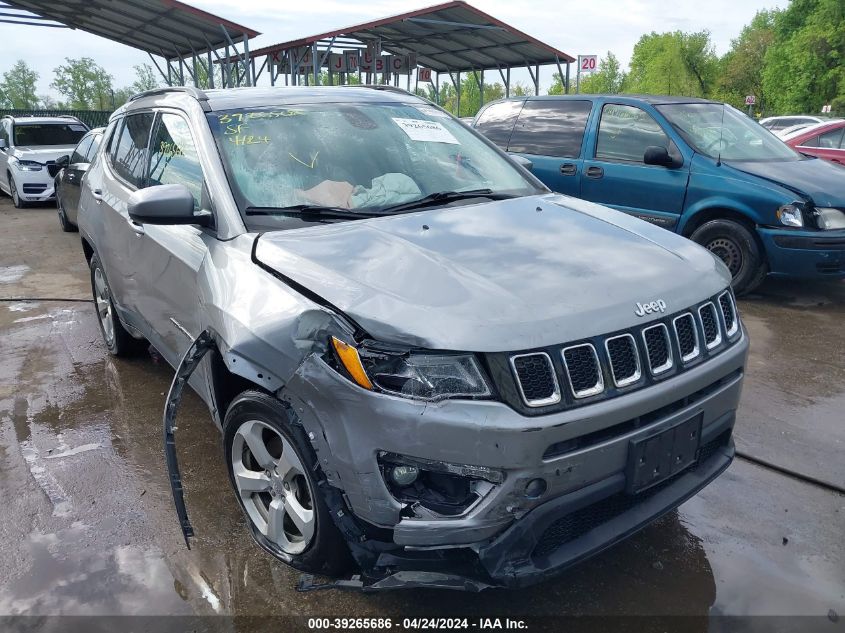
left=0, top=200, right=843, bottom=626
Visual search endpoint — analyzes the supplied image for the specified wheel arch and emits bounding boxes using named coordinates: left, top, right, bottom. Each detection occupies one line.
left=680, top=207, right=769, bottom=267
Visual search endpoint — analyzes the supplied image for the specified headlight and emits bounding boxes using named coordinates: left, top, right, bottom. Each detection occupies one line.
left=776, top=203, right=804, bottom=227
left=815, top=208, right=845, bottom=230
left=330, top=337, right=491, bottom=401
left=12, top=159, right=43, bottom=172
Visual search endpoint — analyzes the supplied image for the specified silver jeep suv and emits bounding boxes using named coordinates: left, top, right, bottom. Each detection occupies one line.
left=77, top=86, right=748, bottom=590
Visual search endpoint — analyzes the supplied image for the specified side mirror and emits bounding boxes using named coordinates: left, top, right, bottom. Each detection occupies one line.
left=56, top=155, right=70, bottom=168
left=643, top=145, right=678, bottom=168
left=128, top=184, right=211, bottom=227
left=511, top=154, right=534, bottom=172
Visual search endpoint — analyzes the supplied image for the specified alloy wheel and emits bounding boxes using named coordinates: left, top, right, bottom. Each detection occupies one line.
left=231, top=419, right=315, bottom=554
left=93, top=266, right=115, bottom=347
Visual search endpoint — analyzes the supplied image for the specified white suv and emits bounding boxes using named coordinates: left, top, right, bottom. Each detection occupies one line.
left=0, top=115, right=89, bottom=207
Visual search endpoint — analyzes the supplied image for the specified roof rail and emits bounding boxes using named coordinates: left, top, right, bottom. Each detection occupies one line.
left=129, top=86, right=209, bottom=103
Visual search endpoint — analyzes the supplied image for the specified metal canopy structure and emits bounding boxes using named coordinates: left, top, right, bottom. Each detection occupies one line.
left=239, top=1, right=574, bottom=111
left=0, top=0, right=260, bottom=88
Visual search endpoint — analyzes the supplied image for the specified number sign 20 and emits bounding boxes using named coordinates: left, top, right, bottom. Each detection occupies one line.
left=579, top=55, right=597, bottom=73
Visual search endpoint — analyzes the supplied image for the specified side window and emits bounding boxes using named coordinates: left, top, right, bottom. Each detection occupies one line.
left=474, top=101, right=523, bottom=149
left=86, top=134, right=102, bottom=162
left=70, top=136, right=93, bottom=164
left=109, top=112, right=154, bottom=188
left=595, top=104, right=672, bottom=163
left=0, top=120, right=8, bottom=145
left=148, top=113, right=205, bottom=208
left=507, top=100, right=592, bottom=157
left=800, top=135, right=819, bottom=148
left=817, top=128, right=844, bottom=149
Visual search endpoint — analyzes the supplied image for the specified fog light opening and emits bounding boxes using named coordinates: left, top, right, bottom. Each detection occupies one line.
left=525, top=478, right=547, bottom=499
left=389, top=465, right=420, bottom=487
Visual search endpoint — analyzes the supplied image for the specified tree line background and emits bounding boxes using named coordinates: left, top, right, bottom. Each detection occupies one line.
left=0, top=0, right=841, bottom=117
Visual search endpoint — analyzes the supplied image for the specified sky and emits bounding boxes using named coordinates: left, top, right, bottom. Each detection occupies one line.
left=0, top=0, right=789, bottom=100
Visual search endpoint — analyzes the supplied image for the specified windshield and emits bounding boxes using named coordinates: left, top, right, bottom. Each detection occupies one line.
left=657, top=103, right=803, bottom=162
left=13, top=123, right=88, bottom=147
left=207, top=102, right=542, bottom=230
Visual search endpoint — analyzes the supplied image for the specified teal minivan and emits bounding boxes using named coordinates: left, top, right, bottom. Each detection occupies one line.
left=473, top=95, right=845, bottom=294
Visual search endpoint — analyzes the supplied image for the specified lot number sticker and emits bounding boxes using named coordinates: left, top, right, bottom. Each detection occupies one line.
left=392, top=118, right=458, bottom=144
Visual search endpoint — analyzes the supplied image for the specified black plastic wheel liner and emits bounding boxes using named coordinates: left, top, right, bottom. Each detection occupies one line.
left=162, top=329, right=215, bottom=548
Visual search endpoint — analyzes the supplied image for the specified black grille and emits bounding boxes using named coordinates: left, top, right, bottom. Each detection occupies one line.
left=606, top=335, right=639, bottom=386
left=22, top=183, right=47, bottom=194
left=533, top=431, right=731, bottom=558
left=718, top=293, right=736, bottom=335
left=47, top=163, right=61, bottom=177
left=674, top=314, right=698, bottom=360
left=512, top=353, right=558, bottom=405
left=562, top=345, right=601, bottom=396
left=643, top=325, right=670, bottom=373
left=699, top=303, right=720, bottom=347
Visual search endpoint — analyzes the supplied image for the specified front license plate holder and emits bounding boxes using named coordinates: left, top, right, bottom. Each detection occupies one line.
left=626, top=413, right=703, bottom=494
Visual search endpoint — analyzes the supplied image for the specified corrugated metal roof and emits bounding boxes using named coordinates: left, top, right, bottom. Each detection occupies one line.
left=249, top=1, right=574, bottom=72
left=2, top=0, right=259, bottom=57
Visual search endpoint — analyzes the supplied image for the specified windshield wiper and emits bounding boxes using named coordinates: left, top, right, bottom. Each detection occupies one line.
left=244, top=205, right=380, bottom=220
left=379, top=189, right=518, bottom=214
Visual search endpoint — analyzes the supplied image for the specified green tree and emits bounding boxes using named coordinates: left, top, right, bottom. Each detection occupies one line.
left=51, top=57, right=114, bottom=109
left=717, top=10, right=777, bottom=111
left=626, top=31, right=717, bottom=96
left=762, top=0, right=845, bottom=115
left=131, top=63, right=159, bottom=93
left=0, top=60, right=39, bottom=109
left=550, top=52, right=626, bottom=94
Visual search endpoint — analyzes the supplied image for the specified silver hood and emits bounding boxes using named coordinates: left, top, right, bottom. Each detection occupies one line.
left=254, top=194, right=730, bottom=351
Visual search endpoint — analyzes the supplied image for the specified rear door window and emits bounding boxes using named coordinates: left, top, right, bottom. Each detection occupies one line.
left=148, top=113, right=205, bottom=208
left=595, top=104, right=672, bottom=163
left=474, top=101, right=523, bottom=149
left=86, top=134, right=102, bottom=162
left=109, top=113, right=154, bottom=188
left=70, top=136, right=93, bottom=164
left=507, top=100, right=592, bottom=157
left=817, top=128, right=844, bottom=149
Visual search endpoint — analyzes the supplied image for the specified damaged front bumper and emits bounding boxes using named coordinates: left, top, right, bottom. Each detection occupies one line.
left=280, top=332, right=747, bottom=590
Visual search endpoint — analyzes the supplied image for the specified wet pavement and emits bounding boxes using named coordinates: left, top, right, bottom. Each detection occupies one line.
left=0, top=202, right=843, bottom=624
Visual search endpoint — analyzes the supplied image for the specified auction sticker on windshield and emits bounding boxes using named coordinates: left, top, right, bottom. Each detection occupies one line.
left=392, top=118, right=459, bottom=144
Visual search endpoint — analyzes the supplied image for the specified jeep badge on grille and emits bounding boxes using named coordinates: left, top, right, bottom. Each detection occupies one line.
left=635, top=299, right=667, bottom=317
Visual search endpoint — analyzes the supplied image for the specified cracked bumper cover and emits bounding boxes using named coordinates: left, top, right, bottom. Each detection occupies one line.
left=282, top=331, right=748, bottom=587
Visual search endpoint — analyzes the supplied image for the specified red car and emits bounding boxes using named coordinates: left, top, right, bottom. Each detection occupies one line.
left=783, top=120, right=845, bottom=166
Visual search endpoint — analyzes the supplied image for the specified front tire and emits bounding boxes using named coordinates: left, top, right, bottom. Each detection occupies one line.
left=223, top=391, right=353, bottom=577
left=8, top=174, right=25, bottom=208
left=89, top=254, right=142, bottom=356
left=690, top=219, right=766, bottom=295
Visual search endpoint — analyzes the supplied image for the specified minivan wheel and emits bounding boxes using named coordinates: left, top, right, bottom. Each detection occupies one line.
left=690, top=219, right=766, bottom=295
left=89, top=254, right=142, bottom=356
left=223, top=391, right=353, bottom=576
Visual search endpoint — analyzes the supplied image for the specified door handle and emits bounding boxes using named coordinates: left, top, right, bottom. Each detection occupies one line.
left=585, top=166, right=604, bottom=179
left=91, top=189, right=104, bottom=203
left=560, top=163, right=577, bottom=176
